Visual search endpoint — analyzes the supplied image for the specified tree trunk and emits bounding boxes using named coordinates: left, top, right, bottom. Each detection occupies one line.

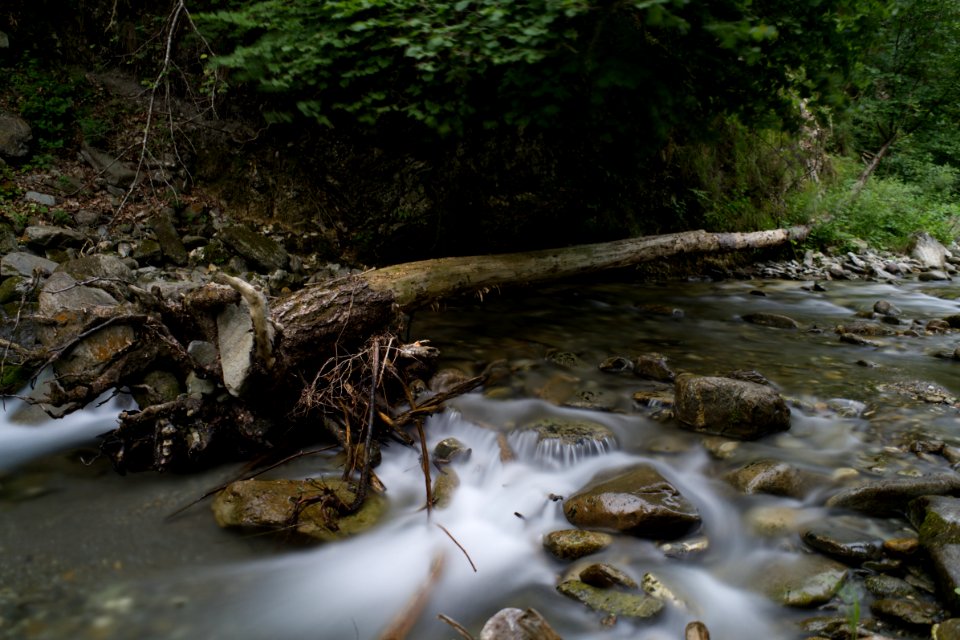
left=852, top=135, right=897, bottom=197
left=275, top=226, right=810, bottom=365
left=36, top=226, right=808, bottom=471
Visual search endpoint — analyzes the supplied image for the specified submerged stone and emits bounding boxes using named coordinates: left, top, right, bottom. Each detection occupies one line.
left=563, top=464, right=700, bottom=539
left=725, top=458, right=810, bottom=498
left=756, top=554, right=848, bottom=607
left=742, top=312, right=800, bottom=329
left=212, top=478, right=386, bottom=542
left=556, top=580, right=664, bottom=619
left=633, top=352, right=675, bottom=381
left=871, top=597, right=943, bottom=627
left=800, top=517, right=885, bottom=565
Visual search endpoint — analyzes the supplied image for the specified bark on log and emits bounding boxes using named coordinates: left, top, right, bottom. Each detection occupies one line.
left=276, top=226, right=810, bottom=360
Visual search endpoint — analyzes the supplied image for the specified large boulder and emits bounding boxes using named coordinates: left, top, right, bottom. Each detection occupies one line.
left=908, top=495, right=960, bottom=611
left=212, top=478, right=386, bottom=542
left=563, top=464, right=700, bottom=539
left=674, top=374, right=790, bottom=439
left=0, top=113, right=31, bottom=159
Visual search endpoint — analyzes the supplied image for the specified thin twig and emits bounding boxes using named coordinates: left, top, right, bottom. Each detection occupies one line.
left=436, top=523, right=477, bottom=573
left=436, top=614, right=475, bottom=640
left=416, top=417, right=433, bottom=516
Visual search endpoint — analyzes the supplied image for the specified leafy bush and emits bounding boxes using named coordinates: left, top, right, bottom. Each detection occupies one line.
left=803, top=157, right=960, bottom=252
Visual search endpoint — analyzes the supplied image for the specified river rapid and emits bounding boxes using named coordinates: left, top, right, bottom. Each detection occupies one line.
left=3, top=277, right=960, bottom=639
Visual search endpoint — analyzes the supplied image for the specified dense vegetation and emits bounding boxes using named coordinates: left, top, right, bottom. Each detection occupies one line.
left=1, top=0, right=958, bottom=259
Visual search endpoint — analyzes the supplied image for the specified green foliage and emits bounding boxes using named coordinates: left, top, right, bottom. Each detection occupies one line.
left=1, top=61, right=89, bottom=152
left=803, top=157, right=960, bottom=252
left=195, top=0, right=872, bottom=138
left=667, top=117, right=819, bottom=232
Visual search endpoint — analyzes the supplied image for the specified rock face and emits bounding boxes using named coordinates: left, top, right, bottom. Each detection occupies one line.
left=563, top=464, right=700, bottom=539
left=909, top=232, right=949, bottom=270
left=212, top=478, right=386, bottom=542
left=674, top=374, right=791, bottom=440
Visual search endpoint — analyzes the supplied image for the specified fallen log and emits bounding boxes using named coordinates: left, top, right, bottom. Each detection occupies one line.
left=26, top=226, right=807, bottom=472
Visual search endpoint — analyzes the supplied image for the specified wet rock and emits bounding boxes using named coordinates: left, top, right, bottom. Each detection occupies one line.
left=220, top=225, right=290, bottom=273
left=674, top=374, right=791, bottom=440
left=684, top=621, right=711, bottom=640
left=920, top=270, right=951, bottom=282
left=835, top=321, right=895, bottom=336
left=564, top=386, right=619, bottom=411
left=519, top=417, right=615, bottom=448
left=479, top=608, right=562, bottom=640
left=433, top=437, right=471, bottom=464
left=578, top=563, right=638, bottom=589
left=636, top=303, right=684, bottom=318
left=870, top=598, right=943, bottom=627
left=545, top=349, right=584, bottom=369
left=839, top=332, right=880, bottom=346
left=556, top=579, right=664, bottom=619
left=726, top=369, right=773, bottom=386
left=563, top=464, right=700, bottom=539
left=935, top=619, right=960, bottom=640
left=865, top=574, right=920, bottom=599
left=800, top=517, right=884, bottom=564
left=632, top=388, right=674, bottom=408
left=725, top=458, right=810, bottom=498
left=0, top=112, right=31, bottom=158
left=212, top=478, right=386, bottom=542
left=756, top=553, right=848, bottom=607
left=874, top=300, right=901, bottom=316
left=599, top=355, right=633, bottom=373
left=1, top=251, right=58, bottom=277
left=543, top=529, right=613, bottom=560
left=428, top=368, right=470, bottom=393
left=742, top=313, right=800, bottom=330
left=908, top=495, right=960, bottom=610
left=878, top=380, right=956, bottom=404
left=633, top=352, right=675, bottom=381
left=827, top=474, right=960, bottom=515
left=910, top=232, right=949, bottom=270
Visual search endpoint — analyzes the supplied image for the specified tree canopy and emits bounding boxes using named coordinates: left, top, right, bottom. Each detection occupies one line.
left=194, top=0, right=876, bottom=141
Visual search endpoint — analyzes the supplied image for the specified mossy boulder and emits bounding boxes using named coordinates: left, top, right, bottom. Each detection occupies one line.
left=212, top=478, right=386, bottom=542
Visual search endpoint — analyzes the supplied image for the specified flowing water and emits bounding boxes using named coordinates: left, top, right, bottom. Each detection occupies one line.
left=3, top=278, right=960, bottom=639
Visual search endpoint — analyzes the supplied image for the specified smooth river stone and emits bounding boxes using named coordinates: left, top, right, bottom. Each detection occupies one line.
left=674, top=373, right=791, bottom=440
left=563, top=464, right=700, bottom=539
left=755, top=553, right=848, bottom=607
left=827, top=474, right=960, bottom=515
left=542, top=529, right=613, bottom=560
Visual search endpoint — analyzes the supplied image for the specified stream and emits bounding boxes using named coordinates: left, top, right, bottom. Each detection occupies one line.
left=3, top=277, right=960, bottom=639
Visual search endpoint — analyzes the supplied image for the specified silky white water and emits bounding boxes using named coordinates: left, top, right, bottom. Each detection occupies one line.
left=4, top=278, right=959, bottom=639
